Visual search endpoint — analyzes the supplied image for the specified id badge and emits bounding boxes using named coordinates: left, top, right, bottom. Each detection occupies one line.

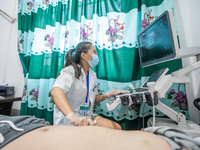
left=79, top=106, right=90, bottom=116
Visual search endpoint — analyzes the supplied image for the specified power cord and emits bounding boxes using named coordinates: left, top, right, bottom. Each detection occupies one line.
left=142, top=102, right=147, bottom=129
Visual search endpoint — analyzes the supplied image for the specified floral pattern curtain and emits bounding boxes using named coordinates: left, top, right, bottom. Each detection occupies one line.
left=18, top=0, right=189, bottom=127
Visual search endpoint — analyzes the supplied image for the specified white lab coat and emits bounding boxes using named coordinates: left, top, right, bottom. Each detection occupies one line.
left=53, top=65, right=98, bottom=125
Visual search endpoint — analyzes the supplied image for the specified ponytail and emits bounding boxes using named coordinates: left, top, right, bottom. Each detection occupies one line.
left=64, top=42, right=93, bottom=79
left=64, top=48, right=82, bottom=79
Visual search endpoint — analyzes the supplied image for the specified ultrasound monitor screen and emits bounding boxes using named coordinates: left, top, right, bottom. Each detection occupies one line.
left=138, top=11, right=176, bottom=67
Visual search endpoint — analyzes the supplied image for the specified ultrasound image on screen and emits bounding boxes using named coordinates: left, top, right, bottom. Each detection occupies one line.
left=138, top=14, right=175, bottom=66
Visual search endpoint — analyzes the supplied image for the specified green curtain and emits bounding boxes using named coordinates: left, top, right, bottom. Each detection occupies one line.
left=18, top=0, right=189, bottom=128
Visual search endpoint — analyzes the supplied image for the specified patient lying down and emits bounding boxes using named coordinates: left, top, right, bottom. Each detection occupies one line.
left=0, top=115, right=199, bottom=150
left=2, top=125, right=170, bottom=150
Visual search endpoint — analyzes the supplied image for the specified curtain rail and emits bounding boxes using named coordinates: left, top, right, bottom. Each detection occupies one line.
left=0, top=9, right=16, bottom=23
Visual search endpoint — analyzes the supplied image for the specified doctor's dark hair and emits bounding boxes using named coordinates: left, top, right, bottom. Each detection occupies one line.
left=64, top=42, right=93, bottom=79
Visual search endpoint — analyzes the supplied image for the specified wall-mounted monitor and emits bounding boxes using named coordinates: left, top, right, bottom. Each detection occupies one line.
left=137, top=10, right=179, bottom=67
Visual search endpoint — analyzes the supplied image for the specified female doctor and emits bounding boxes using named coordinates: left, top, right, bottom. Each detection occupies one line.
left=51, top=42, right=127, bottom=129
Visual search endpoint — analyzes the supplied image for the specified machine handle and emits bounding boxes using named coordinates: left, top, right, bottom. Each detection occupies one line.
left=106, top=98, right=121, bottom=111
left=194, top=98, right=200, bottom=111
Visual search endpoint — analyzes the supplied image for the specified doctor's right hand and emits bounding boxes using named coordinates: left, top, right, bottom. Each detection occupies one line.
left=66, top=112, right=95, bottom=126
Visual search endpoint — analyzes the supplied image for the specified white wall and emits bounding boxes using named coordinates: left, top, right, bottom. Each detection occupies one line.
left=0, top=0, right=24, bottom=115
left=174, top=0, right=200, bottom=124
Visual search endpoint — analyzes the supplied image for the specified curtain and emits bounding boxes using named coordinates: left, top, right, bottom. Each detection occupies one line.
left=18, top=0, right=189, bottom=128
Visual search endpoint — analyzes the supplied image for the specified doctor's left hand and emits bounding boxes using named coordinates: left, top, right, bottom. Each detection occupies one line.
left=104, top=90, right=128, bottom=99
left=66, top=112, right=95, bottom=126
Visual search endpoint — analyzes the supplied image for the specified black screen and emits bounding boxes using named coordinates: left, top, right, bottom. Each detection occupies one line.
left=142, top=68, right=168, bottom=87
left=138, top=12, right=176, bottom=67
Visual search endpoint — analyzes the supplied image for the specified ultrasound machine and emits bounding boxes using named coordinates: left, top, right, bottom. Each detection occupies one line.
left=106, top=10, right=200, bottom=137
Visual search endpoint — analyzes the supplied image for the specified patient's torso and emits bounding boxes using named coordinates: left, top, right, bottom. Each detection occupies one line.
left=2, top=126, right=171, bottom=150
